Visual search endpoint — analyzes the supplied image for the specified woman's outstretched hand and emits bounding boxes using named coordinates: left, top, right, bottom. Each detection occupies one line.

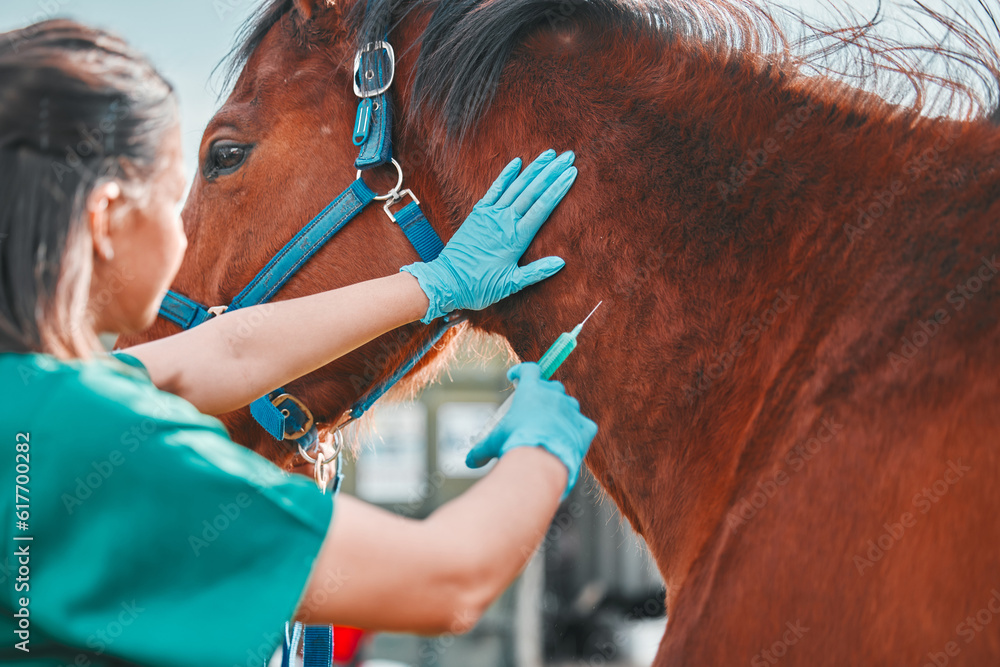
left=401, top=149, right=576, bottom=324
left=466, top=362, right=598, bottom=501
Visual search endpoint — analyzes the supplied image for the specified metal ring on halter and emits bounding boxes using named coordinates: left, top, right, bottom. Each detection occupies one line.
left=357, top=158, right=404, bottom=201
left=297, top=429, right=344, bottom=466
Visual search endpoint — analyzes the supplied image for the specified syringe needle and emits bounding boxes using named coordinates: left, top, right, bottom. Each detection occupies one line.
left=580, top=301, right=603, bottom=328
left=569, top=301, right=604, bottom=337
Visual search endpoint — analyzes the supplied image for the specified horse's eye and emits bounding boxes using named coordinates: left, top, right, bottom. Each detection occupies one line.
left=204, top=141, right=251, bottom=180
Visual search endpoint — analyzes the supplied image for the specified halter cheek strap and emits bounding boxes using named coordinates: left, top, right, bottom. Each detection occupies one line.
left=156, top=38, right=451, bottom=466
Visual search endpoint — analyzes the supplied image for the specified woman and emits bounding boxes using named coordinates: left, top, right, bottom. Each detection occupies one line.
left=0, top=20, right=598, bottom=666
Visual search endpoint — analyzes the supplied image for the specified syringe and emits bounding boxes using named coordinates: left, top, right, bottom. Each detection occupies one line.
left=469, top=301, right=603, bottom=450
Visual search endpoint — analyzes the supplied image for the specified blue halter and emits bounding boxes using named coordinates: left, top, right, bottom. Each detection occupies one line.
left=157, top=38, right=457, bottom=471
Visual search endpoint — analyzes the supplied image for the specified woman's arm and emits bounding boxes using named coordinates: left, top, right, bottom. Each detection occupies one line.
left=123, top=273, right=427, bottom=415
left=294, top=446, right=568, bottom=634
left=293, top=361, right=598, bottom=634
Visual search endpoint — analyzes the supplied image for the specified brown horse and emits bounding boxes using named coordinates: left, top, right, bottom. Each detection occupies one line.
left=119, top=0, right=1000, bottom=663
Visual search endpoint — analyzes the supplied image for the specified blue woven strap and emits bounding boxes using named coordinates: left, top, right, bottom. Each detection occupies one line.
left=393, top=202, right=444, bottom=262
left=303, top=625, right=333, bottom=667
left=249, top=390, right=319, bottom=450
left=354, top=46, right=393, bottom=170
left=158, top=290, right=212, bottom=330
left=228, top=179, right=376, bottom=311
left=248, top=395, right=284, bottom=441
left=348, top=314, right=464, bottom=420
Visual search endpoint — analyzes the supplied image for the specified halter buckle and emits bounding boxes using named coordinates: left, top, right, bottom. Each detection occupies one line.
left=271, top=392, right=315, bottom=440
left=207, top=305, right=228, bottom=318
left=353, top=41, right=395, bottom=98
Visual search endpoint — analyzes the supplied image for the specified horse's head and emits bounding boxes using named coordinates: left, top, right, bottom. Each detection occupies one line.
left=113, top=0, right=719, bottom=473
left=117, top=0, right=475, bottom=465
left=120, top=0, right=799, bottom=471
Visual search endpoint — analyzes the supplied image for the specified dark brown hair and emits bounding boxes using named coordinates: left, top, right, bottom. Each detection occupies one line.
left=0, top=19, right=177, bottom=359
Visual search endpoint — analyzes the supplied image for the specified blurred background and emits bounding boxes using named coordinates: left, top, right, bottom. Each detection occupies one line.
left=3, top=0, right=988, bottom=664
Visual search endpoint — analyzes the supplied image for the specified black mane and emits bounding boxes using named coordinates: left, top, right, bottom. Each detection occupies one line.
left=221, top=0, right=1000, bottom=135
left=350, top=0, right=706, bottom=138
left=223, top=0, right=783, bottom=136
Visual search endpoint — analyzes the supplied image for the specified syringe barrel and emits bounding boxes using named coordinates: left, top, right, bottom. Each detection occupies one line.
left=538, top=333, right=578, bottom=379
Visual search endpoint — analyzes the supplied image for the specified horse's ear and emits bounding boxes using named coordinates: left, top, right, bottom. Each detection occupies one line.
left=292, top=0, right=335, bottom=21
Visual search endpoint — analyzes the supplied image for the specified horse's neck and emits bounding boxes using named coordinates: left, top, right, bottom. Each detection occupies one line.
left=403, top=41, right=977, bottom=600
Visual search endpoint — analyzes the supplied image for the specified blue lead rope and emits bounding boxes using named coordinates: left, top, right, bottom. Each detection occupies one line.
left=303, top=625, right=334, bottom=667
left=280, top=28, right=399, bottom=667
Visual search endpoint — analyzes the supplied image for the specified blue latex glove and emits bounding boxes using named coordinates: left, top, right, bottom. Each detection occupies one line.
left=401, top=149, right=577, bottom=324
left=466, top=362, right=599, bottom=501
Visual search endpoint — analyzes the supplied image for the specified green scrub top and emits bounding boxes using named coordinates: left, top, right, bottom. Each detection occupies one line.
left=0, top=350, right=336, bottom=666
